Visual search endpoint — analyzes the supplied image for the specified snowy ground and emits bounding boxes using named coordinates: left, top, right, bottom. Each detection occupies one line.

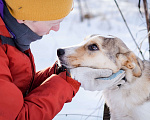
left=31, top=0, right=149, bottom=119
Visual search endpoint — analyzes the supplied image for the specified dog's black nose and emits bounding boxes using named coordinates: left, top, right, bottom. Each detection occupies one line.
left=57, top=49, right=65, bottom=57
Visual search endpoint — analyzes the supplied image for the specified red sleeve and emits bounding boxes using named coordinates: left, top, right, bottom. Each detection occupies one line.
left=0, top=74, right=78, bottom=120
left=0, top=44, right=80, bottom=120
left=24, top=49, right=57, bottom=90
left=31, top=63, right=55, bottom=90
left=17, top=74, right=77, bottom=120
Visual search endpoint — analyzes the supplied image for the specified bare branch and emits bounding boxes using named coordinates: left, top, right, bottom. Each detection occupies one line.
left=143, top=0, right=150, bottom=60
left=114, top=0, right=145, bottom=60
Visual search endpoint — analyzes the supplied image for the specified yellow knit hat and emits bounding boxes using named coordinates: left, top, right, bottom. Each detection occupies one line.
left=5, top=0, right=73, bottom=21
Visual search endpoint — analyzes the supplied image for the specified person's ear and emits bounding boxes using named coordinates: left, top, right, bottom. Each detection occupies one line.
left=17, top=19, right=25, bottom=23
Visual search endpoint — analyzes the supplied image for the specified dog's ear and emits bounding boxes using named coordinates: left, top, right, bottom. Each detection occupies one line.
left=125, top=52, right=143, bottom=77
left=84, top=35, right=91, bottom=41
left=118, top=52, right=143, bottom=77
left=84, top=34, right=99, bottom=41
left=115, top=38, right=143, bottom=77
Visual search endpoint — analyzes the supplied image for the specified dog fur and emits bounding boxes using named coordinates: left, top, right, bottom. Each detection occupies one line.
left=57, top=34, right=150, bottom=120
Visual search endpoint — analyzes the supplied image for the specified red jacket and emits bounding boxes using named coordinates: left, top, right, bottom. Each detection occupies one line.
left=0, top=17, right=80, bottom=120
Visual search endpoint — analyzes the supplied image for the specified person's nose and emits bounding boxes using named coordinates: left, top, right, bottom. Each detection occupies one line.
left=51, top=24, right=60, bottom=32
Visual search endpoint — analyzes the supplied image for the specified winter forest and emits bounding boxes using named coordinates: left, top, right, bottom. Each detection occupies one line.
left=30, top=0, right=150, bottom=119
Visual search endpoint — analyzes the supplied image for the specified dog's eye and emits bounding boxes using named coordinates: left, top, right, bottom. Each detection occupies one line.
left=88, top=44, right=99, bottom=51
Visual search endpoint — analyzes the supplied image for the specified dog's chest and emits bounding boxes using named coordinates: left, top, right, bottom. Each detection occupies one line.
left=103, top=90, right=150, bottom=120
left=103, top=90, right=131, bottom=119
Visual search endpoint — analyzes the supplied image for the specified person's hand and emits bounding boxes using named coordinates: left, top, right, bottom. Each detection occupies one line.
left=70, top=67, right=125, bottom=91
left=53, top=61, right=81, bottom=95
left=53, top=61, right=67, bottom=75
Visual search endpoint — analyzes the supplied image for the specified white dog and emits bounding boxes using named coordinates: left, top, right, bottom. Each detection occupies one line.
left=57, top=35, right=150, bottom=120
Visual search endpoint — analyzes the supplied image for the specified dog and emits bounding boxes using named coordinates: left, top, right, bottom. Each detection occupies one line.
left=57, top=34, right=150, bottom=120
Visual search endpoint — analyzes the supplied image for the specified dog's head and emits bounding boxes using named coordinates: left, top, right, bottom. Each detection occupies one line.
left=57, top=35, right=143, bottom=79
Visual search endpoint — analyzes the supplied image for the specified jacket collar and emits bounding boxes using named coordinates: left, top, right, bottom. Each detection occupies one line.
left=0, top=0, right=10, bottom=37
left=0, top=17, right=10, bottom=37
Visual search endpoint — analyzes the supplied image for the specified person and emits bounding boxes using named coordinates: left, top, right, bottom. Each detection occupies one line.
left=0, top=0, right=124, bottom=120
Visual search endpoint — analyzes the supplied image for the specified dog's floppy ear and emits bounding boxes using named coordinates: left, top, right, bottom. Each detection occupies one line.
left=84, top=34, right=99, bottom=41
left=84, top=35, right=91, bottom=41
left=118, top=52, right=143, bottom=77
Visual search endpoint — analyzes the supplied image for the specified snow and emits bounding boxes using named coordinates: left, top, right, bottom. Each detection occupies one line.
left=30, top=0, right=149, bottom=119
